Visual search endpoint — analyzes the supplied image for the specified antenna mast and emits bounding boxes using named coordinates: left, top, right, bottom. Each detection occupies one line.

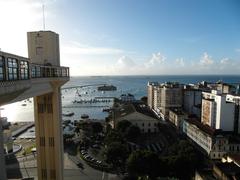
left=42, top=3, right=46, bottom=30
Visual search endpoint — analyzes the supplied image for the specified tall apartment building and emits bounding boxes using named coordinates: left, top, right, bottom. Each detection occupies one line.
left=201, top=90, right=235, bottom=131
left=158, top=82, right=183, bottom=119
left=226, top=94, right=240, bottom=134
left=147, top=82, right=158, bottom=109
left=148, top=82, right=182, bottom=120
left=183, top=87, right=202, bottom=118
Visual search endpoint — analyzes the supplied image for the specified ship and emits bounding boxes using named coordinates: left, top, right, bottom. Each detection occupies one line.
left=97, top=85, right=117, bottom=91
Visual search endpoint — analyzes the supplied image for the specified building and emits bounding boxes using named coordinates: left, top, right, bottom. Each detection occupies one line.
left=168, top=108, right=187, bottom=131
left=0, top=31, right=69, bottom=180
left=201, top=90, right=235, bottom=131
left=226, top=94, right=240, bottom=134
left=183, top=118, right=240, bottom=160
left=157, top=82, right=183, bottom=120
left=147, top=82, right=158, bottom=109
left=213, top=162, right=240, bottom=180
left=112, top=103, right=159, bottom=133
left=120, top=93, right=135, bottom=102
left=183, top=86, right=202, bottom=118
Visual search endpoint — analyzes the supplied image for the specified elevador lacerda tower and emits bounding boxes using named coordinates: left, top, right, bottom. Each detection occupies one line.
left=0, top=30, right=69, bottom=180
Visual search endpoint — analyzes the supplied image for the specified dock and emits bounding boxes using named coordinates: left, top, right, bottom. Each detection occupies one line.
left=12, top=122, right=35, bottom=138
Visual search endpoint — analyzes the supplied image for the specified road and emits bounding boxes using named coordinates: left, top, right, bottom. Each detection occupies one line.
left=6, top=152, right=121, bottom=180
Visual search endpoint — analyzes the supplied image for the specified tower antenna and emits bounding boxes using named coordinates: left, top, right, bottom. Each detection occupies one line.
left=42, top=3, right=46, bottom=30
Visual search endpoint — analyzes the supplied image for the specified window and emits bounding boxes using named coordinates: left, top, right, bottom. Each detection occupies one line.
left=7, top=58, right=18, bottom=80
left=0, top=56, right=5, bottom=80
left=36, top=47, right=43, bottom=55
left=20, top=60, right=29, bottom=80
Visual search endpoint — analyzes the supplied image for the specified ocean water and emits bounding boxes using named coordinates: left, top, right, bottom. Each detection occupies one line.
left=1, top=75, right=240, bottom=122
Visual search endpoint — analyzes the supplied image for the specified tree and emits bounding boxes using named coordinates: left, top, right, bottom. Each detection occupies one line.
left=104, top=130, right=124, bottom=145
left=165, top=140, right=200, bottom=179
left=91, top=122, right=103, bottom=134
left=126, top=150, right=163, bottom=179
left=105, top=142, right=129, bottom=168
left=140, top=96, right=148, bottom=104
left=125, top=125, right=141, bottom=142
left=116, top=120, right=132, bottom=134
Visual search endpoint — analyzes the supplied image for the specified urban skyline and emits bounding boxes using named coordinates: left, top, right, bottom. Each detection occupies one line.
left=0, top=0, right=240, bottom=75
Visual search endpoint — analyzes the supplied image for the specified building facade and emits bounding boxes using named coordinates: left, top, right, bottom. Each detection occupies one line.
left=183, top=118, right=240, bottom=160
left=201, top=90, right=235, bottom=131
left=147, top=82, right=158, bottom=109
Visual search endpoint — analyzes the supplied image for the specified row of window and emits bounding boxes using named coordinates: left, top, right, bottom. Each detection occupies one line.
left=0, top=55, right=69, bottom=81
left=31, top=66, right=69, bottom=78
left=0, top=56, right=29, bottom=81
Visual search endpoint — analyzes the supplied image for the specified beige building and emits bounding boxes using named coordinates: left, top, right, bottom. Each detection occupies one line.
left=0, top=31, right=69, bottom=180
left=147, top=82, right=158, bottom=109
left=148, top=82, right=183, bottom=120
left=28, top=31, right=66, bottom=180
left=113, top=103, right=159, bottom=133
left=169, top=108, right=187, bottom=131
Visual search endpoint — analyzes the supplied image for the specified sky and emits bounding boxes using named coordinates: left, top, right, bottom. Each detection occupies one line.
left=0, top=0, right=240, bottom=76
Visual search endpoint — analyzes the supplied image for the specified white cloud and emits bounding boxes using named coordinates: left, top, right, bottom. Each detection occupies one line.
left=116, top=56, right=135, bottom=67
left=220, top=58, right=231, bottom=64
left=200, top=52, right=214, bottom=66
left=175, top=58, right=185, bottom=66
left=145, top=52, right=166, bottom=67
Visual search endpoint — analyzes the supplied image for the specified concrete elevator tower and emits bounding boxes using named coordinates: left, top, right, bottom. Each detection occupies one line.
left=27, top=31, right=66, bottom=180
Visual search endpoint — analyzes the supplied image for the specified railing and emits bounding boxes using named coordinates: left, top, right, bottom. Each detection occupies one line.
left=31, top=64, right=69, bottom=78
left=0, top=53, right=69, bottom=82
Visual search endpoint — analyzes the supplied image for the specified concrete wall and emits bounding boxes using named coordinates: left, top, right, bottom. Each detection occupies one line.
left=27, top=31, right=60, bottom=66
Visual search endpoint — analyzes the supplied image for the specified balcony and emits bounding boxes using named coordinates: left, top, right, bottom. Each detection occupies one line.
left=0, top=51, right=69, bottom=106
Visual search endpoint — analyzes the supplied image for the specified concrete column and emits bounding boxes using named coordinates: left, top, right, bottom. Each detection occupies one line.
left=0, top=116, right=7, bottom=180
left=34, top=83, right=63, bottom=180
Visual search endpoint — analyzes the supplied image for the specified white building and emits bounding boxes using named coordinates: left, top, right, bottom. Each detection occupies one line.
left=201, top=90, right=235, bottom=131
left=113, top=103, right=159, bottom=133
left=183, top=118, right=240, bottom=160
left=147, top=82, right=158, bottom=109
left=183, top=87, right=202, bottom=118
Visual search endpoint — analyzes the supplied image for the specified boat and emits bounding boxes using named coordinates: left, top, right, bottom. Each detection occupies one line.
left=81, top=114, right=89, bottom=119
left=97, top=85, right=117, bottom=91
left=62, top=112, right=75, bottom=117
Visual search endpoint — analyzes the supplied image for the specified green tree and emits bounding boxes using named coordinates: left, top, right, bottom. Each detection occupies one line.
left=105, top=142, right=129, bottom=168
left=116, top=120, right=132, bottom=134
left=166, top=140, right=199, bottom=179
left=126, top=150, right=162, bottom=179
left=91, top=122, right=103, bottom=134
left=125, top=125, right=141, bottom=141
left=104, top=130, right=124, bottom=145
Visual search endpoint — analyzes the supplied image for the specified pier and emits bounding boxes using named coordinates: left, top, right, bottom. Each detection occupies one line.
left=12, top=122, right=35, bottom=138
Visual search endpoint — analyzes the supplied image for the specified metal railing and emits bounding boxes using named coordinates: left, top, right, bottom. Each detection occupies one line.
left=31, top=64, right=69, bottom=79
left=0, top=58, right=69, bottom=82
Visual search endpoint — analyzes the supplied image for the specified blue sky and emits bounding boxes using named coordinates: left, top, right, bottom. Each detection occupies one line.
left=0, top=0, right=240, bottom=75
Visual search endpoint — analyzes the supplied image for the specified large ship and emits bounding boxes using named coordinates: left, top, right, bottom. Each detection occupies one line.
left=97, top=85, right=117, bottom=91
